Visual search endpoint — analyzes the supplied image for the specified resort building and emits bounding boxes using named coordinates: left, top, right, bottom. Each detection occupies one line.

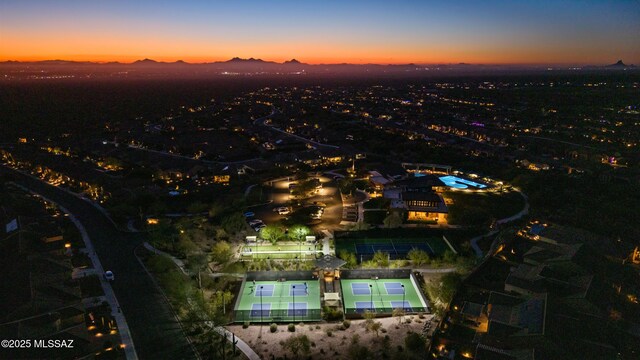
left=384, top=175, right=448, bottom=223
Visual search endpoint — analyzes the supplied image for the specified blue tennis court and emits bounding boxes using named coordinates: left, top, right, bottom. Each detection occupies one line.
left=289, top=284, right=308, bottom=296
left=288, top=302, right=308, bottom=316
left=351, top=283, right=372, bottom=295
left=384, top=282, right=406, bottom=295
left=255, top=284, right=275, bottom=297
left=355, top=301, right=375, bottom=313
left=390, top=301, right=412, bottom=311
left=250, top=303, right=271, bottom=317
left=355, top=243, right=434, bottom=256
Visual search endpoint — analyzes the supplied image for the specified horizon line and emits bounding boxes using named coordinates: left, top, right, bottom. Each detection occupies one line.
left=0, top=57, right=634, bottom=67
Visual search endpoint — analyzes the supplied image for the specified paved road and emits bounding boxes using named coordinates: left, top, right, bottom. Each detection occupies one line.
left=1, top=166, right=198, bottom=360
left=254, top=107, right=340, bottom=149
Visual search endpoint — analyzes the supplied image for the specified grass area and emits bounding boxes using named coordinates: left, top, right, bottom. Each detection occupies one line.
left=242, top=252, right=318, bottom=260
left=445, top=191, right=525, bottom=226
left=234, top=280, right=321, bottom=322
left=245, top=185, right=269, bottom=205
left=78, top=276, right=105, bottom=298
left=364, top=210, right=387, bottom=225
left=243, top=243, right=319, bottom=252
left=240, top=243, right=320, bottom=260
left=221, top=261, right=247, bottom=274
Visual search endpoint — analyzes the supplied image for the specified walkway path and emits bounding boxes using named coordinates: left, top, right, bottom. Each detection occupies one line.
left=355, top=189, right=370, bottom=223
left=140, top=243, right=260, bottom=360
left=470, top=230, right=499, bottom=258
left=321, top=229, right=333, bottom=255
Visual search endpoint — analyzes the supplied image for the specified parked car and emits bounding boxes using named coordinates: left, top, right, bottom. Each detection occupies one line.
left=104, top=271, right=114, bottom=281
left=277, top=207, right=290, bottom=215
left=243, top=211, right=255, bottom=218
left=248, top=219, right=264, bottom=226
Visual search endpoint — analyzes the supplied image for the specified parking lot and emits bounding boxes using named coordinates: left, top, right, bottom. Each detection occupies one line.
left=246, top=175, right=343, bottom=233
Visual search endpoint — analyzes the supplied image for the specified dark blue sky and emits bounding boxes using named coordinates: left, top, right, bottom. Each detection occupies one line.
left=1, top=0, right=638, bottom=64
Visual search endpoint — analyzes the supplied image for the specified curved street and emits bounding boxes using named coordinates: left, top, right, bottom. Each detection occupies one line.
left=1, top=166, right=198, bottom=360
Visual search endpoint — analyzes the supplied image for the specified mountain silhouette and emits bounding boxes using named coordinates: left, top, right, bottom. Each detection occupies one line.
left=608, top=60, right=627, bottom=67
left=133, top=58, right=159, bottom=65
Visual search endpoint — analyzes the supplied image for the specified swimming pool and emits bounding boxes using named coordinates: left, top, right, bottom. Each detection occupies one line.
left=439, top=175, right=487, bottom=189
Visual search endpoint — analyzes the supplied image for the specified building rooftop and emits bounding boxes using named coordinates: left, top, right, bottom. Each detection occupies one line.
left=488, top=292, right=547, bottom=337
left=393, top=174, right=446, bottom=189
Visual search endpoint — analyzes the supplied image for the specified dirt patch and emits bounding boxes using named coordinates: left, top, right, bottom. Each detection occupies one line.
left=227, top=314, right=436, bottom=359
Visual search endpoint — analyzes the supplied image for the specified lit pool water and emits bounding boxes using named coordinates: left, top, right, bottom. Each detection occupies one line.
left=438, top=175, right=487, bottom=189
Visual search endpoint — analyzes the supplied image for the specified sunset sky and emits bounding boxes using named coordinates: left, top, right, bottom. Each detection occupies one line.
left=1, top=0, right=639, bottom=65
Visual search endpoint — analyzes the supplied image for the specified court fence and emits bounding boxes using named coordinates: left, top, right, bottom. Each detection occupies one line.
left=343, top=306, right=429, bottom=318
left=245, top=270, right=317, bottom=281
left=234, top=309, right=322, bottom=323
left=233, top=271, right=322, bottom=323
left=341, top=269, right=431, bottom=319
left=341, top=269, right=412, bottom=279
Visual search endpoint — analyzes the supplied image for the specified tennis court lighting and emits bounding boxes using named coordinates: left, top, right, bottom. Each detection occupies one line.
left=369, top=284, right=373, bottom=312
left=402, top=284, right=406, bottom=313
left=260, top=285, right=264, bottom=323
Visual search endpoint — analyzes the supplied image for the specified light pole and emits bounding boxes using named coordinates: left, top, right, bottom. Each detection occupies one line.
left=260, top=286, right=264, bottom=323
left=292, top=285, right=296, bottom=322
left=401, top=284, right=406, bottom=318
left=369, top=284, right=373, bottom=313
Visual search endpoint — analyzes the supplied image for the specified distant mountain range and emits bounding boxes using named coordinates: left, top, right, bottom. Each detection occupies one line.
left=0, top=57, right=636, bottom=76
left=606, top=60, right=635, bottom=68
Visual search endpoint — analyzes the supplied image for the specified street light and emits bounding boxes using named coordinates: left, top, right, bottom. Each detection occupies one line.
left=401, top=284, right=406, bottom=318
left=292, top=285, right=296, bottom=322
left=260, top=286, right=264, bottom=323
left=369, top=284, right=373, bottom=313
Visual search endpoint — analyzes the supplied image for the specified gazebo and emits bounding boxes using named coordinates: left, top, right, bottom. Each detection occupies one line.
left=314, top=255, right=346, bottom=309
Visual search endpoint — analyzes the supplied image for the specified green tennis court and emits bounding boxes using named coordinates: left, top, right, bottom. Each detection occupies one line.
left=234, top=280, right=321, bottom=323
left=341, top=278, right=428, bottom=316
left=240, top=243, right=320, bottom=260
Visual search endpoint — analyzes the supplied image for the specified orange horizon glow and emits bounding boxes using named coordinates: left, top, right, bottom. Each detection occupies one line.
left=2, top=38, right=632, bottom=66
left=0, top=52, right=625, bottom=67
